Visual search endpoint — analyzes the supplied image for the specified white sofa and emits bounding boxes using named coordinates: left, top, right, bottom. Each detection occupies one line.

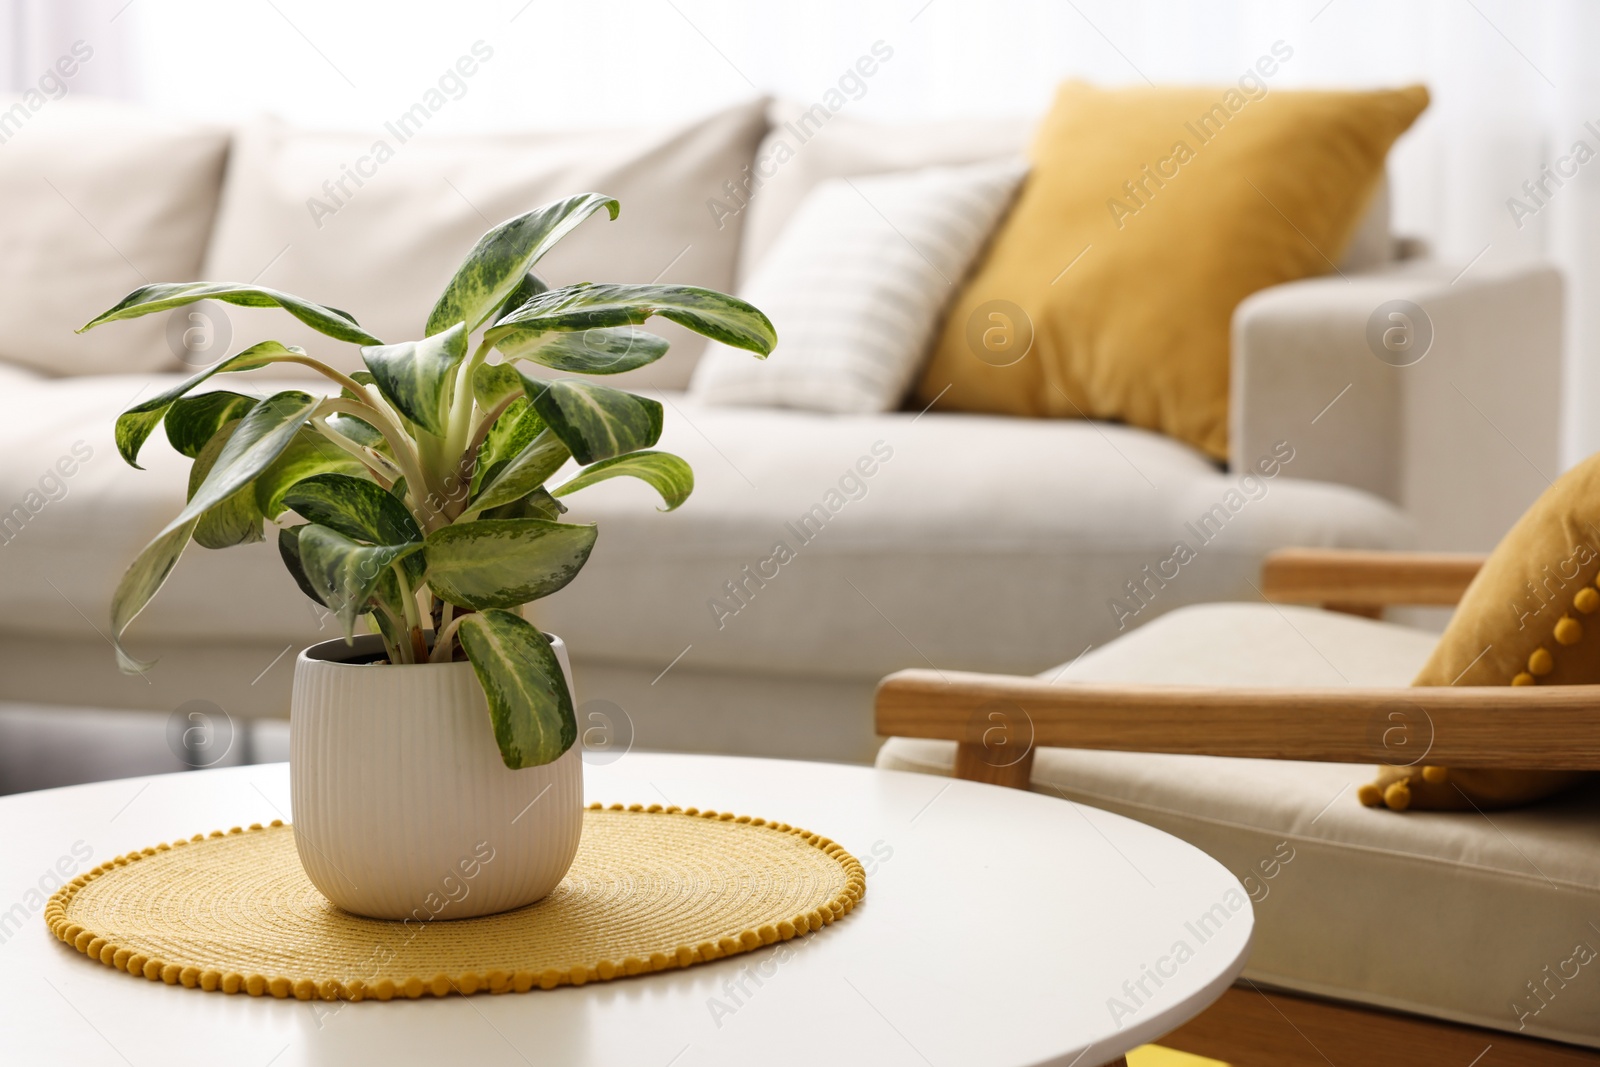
left=0, top=95, right=1560, bottom=764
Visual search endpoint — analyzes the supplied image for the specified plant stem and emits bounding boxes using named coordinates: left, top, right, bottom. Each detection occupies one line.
left=462, top=392, right=520, bottom=466
left=435, top=399, right=514, bottom=525
left=391, top=562, right=423, bottom=629
left=374, top=601, right=409, bottom=664
left=273, top=353, right=373, bottom=400
left=260, top=349, right=422, bottom=494
left=430, top=610, right=467, bottom=664
left=319, top=398, right=439, bottom=531
left=444, top=340, right=492, bottom=475
left=389, top=562, right=430, bottom=663
left=414, top=430, right=456, bottom=512
left=310, top=417, right=400, bottom=485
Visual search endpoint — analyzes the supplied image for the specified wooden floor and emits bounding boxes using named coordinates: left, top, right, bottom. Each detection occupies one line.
left=1156, top=982, right=1600, bottom=1067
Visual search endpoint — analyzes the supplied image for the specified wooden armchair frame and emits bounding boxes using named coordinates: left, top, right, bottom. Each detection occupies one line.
left=874, top=549, right=1600, bottom=1067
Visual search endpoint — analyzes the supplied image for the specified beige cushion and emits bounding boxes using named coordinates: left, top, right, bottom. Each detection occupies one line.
left=0, top=97, right=229, bottom=376
left=690, top=159, right=1028, bottom=413
left=875, top=603, right=1600, bottom=1048
left=200, top=100, right=768, bottom=388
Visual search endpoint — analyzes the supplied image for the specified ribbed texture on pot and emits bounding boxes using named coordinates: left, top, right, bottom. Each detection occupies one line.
left=290, top=634, right=583, bottom=920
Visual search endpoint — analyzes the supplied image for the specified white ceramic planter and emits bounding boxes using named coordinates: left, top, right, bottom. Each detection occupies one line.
left=290, top=632, right=584, bottom=920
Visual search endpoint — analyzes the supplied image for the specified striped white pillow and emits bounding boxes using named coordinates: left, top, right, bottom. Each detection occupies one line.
left=688, top=158, right=1027, bottom=413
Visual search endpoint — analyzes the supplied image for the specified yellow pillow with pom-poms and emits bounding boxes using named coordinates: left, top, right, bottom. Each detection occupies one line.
left=1359, top=456, right=1600, bottom=811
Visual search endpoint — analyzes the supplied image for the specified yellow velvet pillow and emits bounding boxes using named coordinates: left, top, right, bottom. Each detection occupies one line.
left=1359, top=454, right=1600, bottom=811
left=915, top=80, right=1430, bottom=460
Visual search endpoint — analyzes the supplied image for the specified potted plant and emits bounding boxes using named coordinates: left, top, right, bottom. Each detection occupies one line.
left=80, top=194, right=775, bottom=919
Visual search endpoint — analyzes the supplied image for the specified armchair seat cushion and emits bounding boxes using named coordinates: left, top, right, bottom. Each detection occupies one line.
left=876, top=603, right=1600, bottom=1048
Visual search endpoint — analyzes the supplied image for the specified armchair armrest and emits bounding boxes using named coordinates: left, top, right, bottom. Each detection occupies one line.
left=1231, top=260, right=1561, bottom=551
left=875, top=669, right=1600, bottom=788
left=1260, top=548, right=1485, bottom=609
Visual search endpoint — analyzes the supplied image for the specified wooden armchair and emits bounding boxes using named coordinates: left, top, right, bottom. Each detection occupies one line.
left=874, top=548, right=1600, bottom=1067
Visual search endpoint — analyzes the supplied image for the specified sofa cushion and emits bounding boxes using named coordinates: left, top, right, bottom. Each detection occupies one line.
left=200, top=100, right=768, bottom=388
left=876, top=603, right=1600, bottom=1048
left=0, top=375, right=1411, bottom=680
left=0, top=371, right=1416, bottom=671
left=690, top=158, right=1027, bottom=413
left=0, top=345, right=1414, bottom=673
left=0, top=97, right=229, bottom=376
left=914, top=82, right=1429, bottom=461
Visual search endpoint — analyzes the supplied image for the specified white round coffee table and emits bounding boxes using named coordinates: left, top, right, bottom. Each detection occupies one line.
left=0, top=754, right=1251, bottom=1066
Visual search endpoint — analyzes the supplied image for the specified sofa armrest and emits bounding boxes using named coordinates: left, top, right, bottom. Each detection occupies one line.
left=1231, top=260, right=1562, bottom=550
left=1260, top=548, right=1486, bottom=608
left=875, top=669, right=1600, bottom=788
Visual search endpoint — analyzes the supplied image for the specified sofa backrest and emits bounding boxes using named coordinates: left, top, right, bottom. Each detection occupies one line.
left=1, top=95, right=1394, bottom=382
left=0, top=96, right=229, bottom=376
left=199, top=100, right=768, bottom=389
left=741, top=100, right=1394, bottom=283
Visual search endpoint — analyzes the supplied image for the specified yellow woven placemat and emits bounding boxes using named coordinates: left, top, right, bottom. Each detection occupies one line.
left=46, top=802, right=864, bottom=1001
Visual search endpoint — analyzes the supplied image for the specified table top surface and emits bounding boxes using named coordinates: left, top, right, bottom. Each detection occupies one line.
left=0, top=754, right=1252, bottom=1067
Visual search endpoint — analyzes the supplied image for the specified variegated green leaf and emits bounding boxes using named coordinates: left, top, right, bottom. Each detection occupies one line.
left=279, top=525, right=411, bottom=632
left=427, top=193, right=619, bottom=336
left=498, top=325, right=670, bottom=375
left=456, top=609, right=576, bottom=768
left=467, top=428, right=570, bottom=516
left=114, top=341, right=301, bottom=467
left=323, top=411, right=392, bottom=457
left=283, top=473, right=422, bottom=545
left=553, top=450, right=693, bottom=512
left=108, top=523, right=197, bottom=673
left=360, top=322, right=469, bottom=436
left=472, top=361, right=527, bottom=412
left=298, top=524, right=424, bottom=641
left=80, top=282, right=381, bottom=345
left=490, top=272, right=549, bottom=326
left=486, top=282, right=776, bottom=356
left=423, top=518, right=596, bottom=610
left=527, top=377, right=662, bottom=465
left=471, top=398, right=545, bottom=493
left=283, top=472, right=423, bottom=583
left=482, top=486, right=566, bottom=521
left=164, top=391, right=259, bottom=459
left=277, top=525, right=329, bottom=608
left=188, top=420, right=264, bottom=549
left=253, top=428, right=371, bottom=520
left=111, top=391, right=320, bottom=670
left=368, top=581, right=411, bottom=657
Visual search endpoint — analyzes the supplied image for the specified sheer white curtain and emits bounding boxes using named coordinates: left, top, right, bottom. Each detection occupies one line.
left=7, top=0, right=1596, bottom=461
left=1, top=0, right=137, bottom=97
